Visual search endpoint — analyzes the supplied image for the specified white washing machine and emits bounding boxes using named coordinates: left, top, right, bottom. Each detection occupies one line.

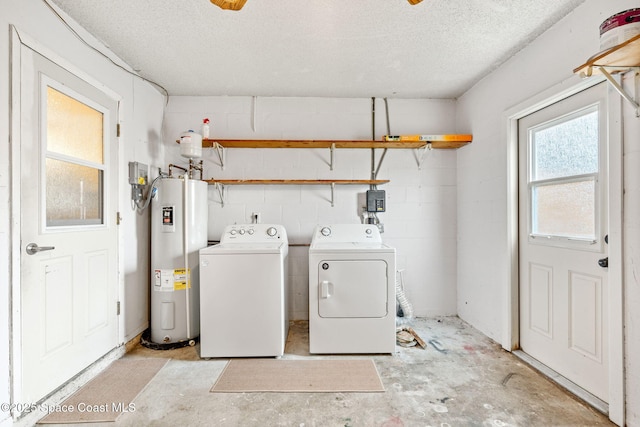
left=199, top=224, right=289, bottom=358
left=308, top=224, right=396, bottom=354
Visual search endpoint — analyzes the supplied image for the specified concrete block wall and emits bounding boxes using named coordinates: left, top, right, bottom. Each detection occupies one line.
left=163, top=96, right=459, bottom=320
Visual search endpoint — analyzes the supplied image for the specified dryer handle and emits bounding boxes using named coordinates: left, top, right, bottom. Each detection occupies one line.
left=320, top=280, right=333, bottom=299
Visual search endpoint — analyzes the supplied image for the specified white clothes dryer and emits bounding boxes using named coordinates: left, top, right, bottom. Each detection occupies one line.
left=199, top=224, right=289, bottom=358
left=308, top=224, right=396, bottom=354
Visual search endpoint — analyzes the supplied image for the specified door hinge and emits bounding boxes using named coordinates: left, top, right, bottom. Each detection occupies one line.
left=116, top=211, right=122, bottom=225
left=117, top=123, right=121, bottom=137
left=117, top=301, right=121, bottom=316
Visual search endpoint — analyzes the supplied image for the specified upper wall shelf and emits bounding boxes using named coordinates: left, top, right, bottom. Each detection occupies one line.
left=573, top=34, right=640, bottom=76
left=202, top=137, right=471, bottom=150
left=205, top=179, right=389, bottom=185
left=574, top=34, right=640, bottom=117
left=197, top=135, right=472, bottom=170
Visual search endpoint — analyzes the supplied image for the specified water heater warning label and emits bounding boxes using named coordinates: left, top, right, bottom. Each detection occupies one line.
left=161, top=206, right=175, bottom=232
left=154, top=268, right=191, bottom=292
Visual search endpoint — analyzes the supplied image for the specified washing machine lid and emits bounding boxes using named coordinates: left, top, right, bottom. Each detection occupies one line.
left=310, top=242, right=395, bottom=254
left=200, top=242, right=285, bottom=255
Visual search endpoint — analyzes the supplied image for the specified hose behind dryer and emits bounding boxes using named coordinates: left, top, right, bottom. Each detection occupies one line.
left=396, top=269, right=413, bottom=319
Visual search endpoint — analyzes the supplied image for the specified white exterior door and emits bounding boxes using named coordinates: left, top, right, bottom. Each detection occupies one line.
left=19, top=47, right=119, bottom=403
left=518, top=83, right=609, bottom=402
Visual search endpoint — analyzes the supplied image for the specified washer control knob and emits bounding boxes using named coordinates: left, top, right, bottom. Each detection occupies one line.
left=266, top=227, right=277, bottom=237
left=239, top=229, right=245, bottom=235
left=248, top=229, right=254, bottom=235
left=320, top=227, right=331, bottom=236
left=365, top=228, right=372, bottom=234
left=230, top=229, right=237, bottom=235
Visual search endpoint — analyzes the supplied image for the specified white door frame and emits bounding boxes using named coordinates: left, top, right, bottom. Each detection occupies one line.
left=9, top=25, right=124, bottom=409
left=504, top=74, right=624, bottom=425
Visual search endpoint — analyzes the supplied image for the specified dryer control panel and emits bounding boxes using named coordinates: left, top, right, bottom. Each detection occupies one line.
left=220, top=224, right=287, bottom=243
left=312, top=224, right=381, bottom=243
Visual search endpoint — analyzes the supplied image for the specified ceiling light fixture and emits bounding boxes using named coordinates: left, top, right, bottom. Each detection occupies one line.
left=210, top=0, right=248, bottom=11
left=210, top=0, right=422, bottom=11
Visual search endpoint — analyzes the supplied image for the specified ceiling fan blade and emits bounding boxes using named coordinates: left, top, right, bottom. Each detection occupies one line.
left=210, top=0, right=248, bottom=11
left=407, top=0, right=424, bottom=4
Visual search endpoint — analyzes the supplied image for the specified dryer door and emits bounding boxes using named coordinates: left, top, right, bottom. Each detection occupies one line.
left=317, top=260, right=388, bottom=318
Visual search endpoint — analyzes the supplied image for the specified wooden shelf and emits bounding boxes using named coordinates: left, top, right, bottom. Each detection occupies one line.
left=206, top=179, right=389, bottom=207
left=574, top=34, right=640, bottom=76
left=205, top=179, right=389, bottom=185
left=574, top=34, right=640, bottom=117
left=201, top=138, right=471, bottom=150
left=177, top=135, right=471, bottom=170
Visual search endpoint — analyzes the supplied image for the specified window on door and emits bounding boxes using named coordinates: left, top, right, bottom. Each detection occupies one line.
left=528, top=105, right=600, bottom=244
left=44, top=83, right=106, bottom=228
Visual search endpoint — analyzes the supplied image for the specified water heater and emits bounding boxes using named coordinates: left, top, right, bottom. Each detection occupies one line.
left=150, top=177, right=208, bottom=345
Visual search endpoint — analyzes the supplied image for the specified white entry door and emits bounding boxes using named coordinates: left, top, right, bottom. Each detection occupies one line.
left=19, top=47, right=119, bottom=403
left=518, top=83, right=609, bottom=402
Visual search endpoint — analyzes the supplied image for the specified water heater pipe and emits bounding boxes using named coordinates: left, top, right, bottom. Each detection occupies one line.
left=183, top=176, right=192, bottom=339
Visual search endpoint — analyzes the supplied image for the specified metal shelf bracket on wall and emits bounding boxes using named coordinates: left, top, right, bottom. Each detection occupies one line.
left=330, top=143, right=335, bottom=171
left=215, top=182, right=226, bottom=207
left=574, top=34, right=640, bottom=118
left=596, top=66, right=640, bottom=117
left=213, top=142, right=226, bottom=170
left=330, top=182, right=335, bottom=207
left=416, top=142, right=433, bottom=169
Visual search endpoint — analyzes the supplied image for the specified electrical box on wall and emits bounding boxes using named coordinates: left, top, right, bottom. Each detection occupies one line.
left=366, top=190, right=386, bottom=212
left=128, top=161, right=149, bottom=203
left=129, top=161, right=148, bottom=186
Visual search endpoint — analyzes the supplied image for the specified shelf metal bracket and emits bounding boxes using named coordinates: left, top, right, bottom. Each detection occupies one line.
left=330, top=143, right=335, bottom=171
left=215, top=182, right=226, bottom=207
left=416, top=142, right=433, bottom=169
left=598, top=66, right=640, bottom=117
left=213, top=142, right=226, bottom=170
left=330, top=182, right=335, bottom=207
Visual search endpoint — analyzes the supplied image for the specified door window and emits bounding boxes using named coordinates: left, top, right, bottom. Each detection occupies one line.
left=528, top=106, right=600, bottom=244
left=44, top=84, right=106, bottom=227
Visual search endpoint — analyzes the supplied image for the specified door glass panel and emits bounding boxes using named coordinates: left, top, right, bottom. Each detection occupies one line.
left=46, top=87, right=104, bottom=164
left=45, top=85, right=105, bottom=228
left=46, top=158, right=103, bottom=226
left=531, top=109, right=598, bottom=181
left=528, top=106, right=599, bottom=242
left=532, top=179, right=595, bottom=239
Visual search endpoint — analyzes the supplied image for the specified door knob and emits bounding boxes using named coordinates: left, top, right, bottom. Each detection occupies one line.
left=598, top=257, right=608, bottom=268
left=25, top=243, right=55, bottom=255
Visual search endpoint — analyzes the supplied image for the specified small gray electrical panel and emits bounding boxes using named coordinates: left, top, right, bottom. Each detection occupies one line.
left=128, top=161, right=148, bottom=186
left=129, top=161, right=149, bottom=203
left=366, top=190, right=386, bottom=212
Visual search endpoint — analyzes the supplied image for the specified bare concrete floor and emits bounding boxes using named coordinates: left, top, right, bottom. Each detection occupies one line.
left=43, top=317, right=613, bottom=426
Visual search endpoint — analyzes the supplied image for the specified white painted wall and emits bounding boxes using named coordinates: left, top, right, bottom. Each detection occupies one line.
left=456, top=0, right=640, bottom=423
left=0, top=1, right=163, bottom=424
left=622, top=70, right=640, bottom=427
left=163, top=96, right=459, bottom=320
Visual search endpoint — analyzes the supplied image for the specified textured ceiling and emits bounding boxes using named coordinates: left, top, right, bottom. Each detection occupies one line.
left=49, top=0, right=586, bottom=98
